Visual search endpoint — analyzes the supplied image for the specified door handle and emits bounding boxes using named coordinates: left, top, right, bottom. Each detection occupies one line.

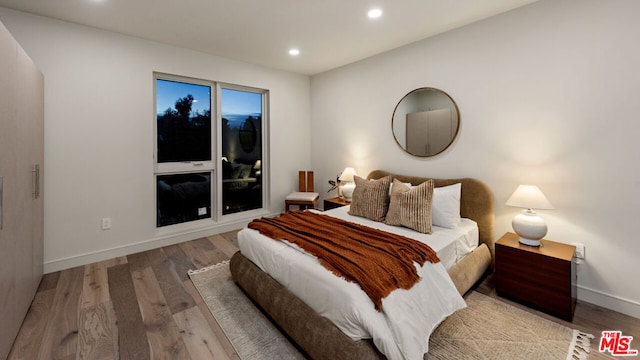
left=32, top=164, right=40, bottom=199
left=0, top=176, right=3, bottom=230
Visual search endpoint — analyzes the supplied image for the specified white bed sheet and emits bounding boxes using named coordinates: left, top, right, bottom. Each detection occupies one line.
left=322, top=206, right=479, bottom=270
left=238, top=207, right=474, bottom=360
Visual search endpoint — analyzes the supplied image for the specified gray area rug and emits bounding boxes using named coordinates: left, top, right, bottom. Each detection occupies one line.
left=189, top=261, right=593, bottom=360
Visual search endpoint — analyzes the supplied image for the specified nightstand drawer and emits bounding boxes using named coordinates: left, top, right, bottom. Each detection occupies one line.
left=495, top=232, right=577, bottom=321
left=496, top=245, right=572, bottom=293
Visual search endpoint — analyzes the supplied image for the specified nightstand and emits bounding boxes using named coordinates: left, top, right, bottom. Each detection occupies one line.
left=495, top=232, right=577, bottom=321
left=323, top=197, right=349, bottom=211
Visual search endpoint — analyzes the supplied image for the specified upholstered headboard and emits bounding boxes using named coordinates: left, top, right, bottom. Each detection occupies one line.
left=367, top=170, right=495, bottom=257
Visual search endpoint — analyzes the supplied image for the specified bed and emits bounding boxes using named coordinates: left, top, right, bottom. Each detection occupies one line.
left=230, top=170, right=494, bottom=359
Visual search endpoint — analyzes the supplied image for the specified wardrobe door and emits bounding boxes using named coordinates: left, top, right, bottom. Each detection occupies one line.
left=16, top=44, right=44, bottom=298
left=0, top=22, right=20, bottom=360
left=0, top=22, right=44, bottom=359
left=427, top=108, right=453, bottom=155
left=406, top=111, right=429, bottom=155
left=16, top=44, right=44, bottom=295
left=32, top=71, right=44, bottom=294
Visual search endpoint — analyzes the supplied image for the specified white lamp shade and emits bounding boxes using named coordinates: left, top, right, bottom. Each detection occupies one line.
left=339, top=167, right=357, bottom=182
left=505, top=185, right=554, bottom=210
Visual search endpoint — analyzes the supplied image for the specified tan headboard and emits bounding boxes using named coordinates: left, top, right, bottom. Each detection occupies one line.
left=367, top=170, right=495, bottom=258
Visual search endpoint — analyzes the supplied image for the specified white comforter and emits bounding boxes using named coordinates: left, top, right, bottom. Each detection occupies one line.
left=238, top=209, right=467, bottom=360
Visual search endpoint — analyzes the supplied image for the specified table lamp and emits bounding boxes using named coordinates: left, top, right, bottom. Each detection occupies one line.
left=339, top=167, right=357, bottom=202
left=505, top=185, right=554, bottom=246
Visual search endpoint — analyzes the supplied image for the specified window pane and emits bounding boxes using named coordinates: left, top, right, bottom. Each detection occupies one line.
left=221, top=88, right=263, bottom=215
left=157, top=172, right=211, bottom=227
left=156, top=79, right=211, bottom=162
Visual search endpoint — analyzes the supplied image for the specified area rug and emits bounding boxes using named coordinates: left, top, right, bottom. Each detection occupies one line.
left=189, top=261, right=593, bottom=360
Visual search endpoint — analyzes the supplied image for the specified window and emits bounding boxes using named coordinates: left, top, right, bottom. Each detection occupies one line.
left=155, top=75, right=214, bottom=227
left=157, top=172, right=211, bottom=227
left=156, top=79, right=211, bottom=163
left=154, top=74, right=267, bottom=227
left=220, top=87, right=264, bottom=215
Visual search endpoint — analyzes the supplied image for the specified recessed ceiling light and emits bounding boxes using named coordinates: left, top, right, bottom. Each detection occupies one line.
left=289, top=48, right=300, bottom=56
left=368, top=8, right=382, bottom=19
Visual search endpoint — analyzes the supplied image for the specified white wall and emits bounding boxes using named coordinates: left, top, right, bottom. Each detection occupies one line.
left=311, top=0, right=640, bottom=318
left=0, top=8, right=311, bottom=272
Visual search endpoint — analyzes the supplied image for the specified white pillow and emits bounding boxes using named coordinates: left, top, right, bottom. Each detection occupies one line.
left=389, top=181, right=413, bottom=195
left=432, top=183, right=461, bottom=228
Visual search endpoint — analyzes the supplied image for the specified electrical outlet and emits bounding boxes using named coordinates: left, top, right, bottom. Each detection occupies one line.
left=101, top=217, right=112, bottom=230
left=573, top=243, right=585, bottom=259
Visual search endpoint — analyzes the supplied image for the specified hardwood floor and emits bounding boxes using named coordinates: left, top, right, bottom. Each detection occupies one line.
left=8, top=230, right=639, bottom=359
left=475, top=274, right=640, bottom=359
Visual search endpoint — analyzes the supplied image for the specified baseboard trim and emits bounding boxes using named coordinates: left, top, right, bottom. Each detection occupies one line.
left=43, top=211, right=279, bottom=273
left=578, top=284, right=640, bottom=319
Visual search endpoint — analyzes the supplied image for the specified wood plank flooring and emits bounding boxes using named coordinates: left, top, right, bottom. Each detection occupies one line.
left=7, top=230, right=639, bottom=359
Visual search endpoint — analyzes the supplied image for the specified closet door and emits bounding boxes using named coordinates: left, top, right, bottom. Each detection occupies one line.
left=427, top=108, right=453, bottom=155
left=0, top=22, right=21, bottom=359
left=406, top=109, right=453, bottom=156
left=406, top=111, right=429, bottom=155
left=0, top=22, right=44, bottom=359
left=17, top=45, right=44, bottom=294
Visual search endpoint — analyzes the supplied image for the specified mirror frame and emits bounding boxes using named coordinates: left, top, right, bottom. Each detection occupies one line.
left=391, top=87, right=460, bottom=157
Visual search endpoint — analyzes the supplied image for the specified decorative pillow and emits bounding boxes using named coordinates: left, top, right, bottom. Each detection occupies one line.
left=432, top=183, right=462, bottom=229
left=348, top=176, right=391, bottom=222
left=385, top=179, right=434, bottom=234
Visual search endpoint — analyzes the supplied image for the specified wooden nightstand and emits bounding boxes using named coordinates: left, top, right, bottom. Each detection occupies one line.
left=495, top=232, right=577, bottom=321
left=323, top=197, right=349, bottom=211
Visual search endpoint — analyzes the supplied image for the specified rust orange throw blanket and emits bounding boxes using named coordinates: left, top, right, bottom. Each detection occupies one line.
left=247, top=210, right=440, bottom=311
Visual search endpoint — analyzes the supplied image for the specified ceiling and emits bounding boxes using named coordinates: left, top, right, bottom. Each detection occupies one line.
left=0, top=0, right=537, bottom=75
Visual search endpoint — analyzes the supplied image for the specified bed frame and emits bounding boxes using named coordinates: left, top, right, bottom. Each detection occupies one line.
left=230, top=170, right=494, bottom=359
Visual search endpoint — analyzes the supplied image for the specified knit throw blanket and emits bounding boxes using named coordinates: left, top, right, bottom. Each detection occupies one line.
left=247, top=211, right=440, bottom=311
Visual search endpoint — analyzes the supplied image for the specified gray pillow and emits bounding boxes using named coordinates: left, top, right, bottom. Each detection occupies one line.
left=385, top=178, right=434, bottom=234
left=348, top=176, right=391, bottom=222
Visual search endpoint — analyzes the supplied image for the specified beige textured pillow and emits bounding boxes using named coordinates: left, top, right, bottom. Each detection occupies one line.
left=348, top=176, right=391, bottom=222
left=385, top=178, right=434, bottom=234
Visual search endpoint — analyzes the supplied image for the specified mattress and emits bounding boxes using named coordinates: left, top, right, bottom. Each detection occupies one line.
left=238, top=207, right=474, bottom=360
left=321, top=206, right=479, bottom=269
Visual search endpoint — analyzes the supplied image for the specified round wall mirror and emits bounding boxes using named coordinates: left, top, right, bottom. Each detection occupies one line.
left=391, top=87, right=460, bottom=157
